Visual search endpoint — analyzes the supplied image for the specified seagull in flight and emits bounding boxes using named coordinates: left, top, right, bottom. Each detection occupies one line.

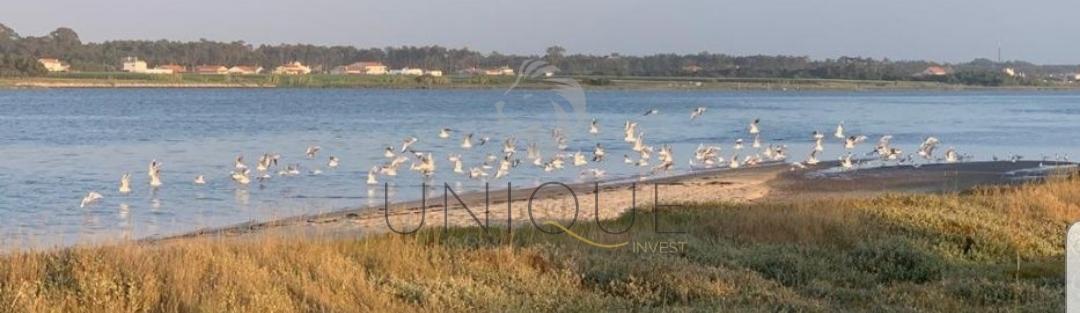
left=305, top=146, right=320, bottom=159
left=400, top=136, right=418, bottom=153
left=690, top=107, right=706, bottom=120
left=80, top=191, right=104, bottom=208
left=642, top=109, right=659, bottom=116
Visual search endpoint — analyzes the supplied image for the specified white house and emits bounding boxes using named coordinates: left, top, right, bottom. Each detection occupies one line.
left=331, top=62, right=388, bottom=75
left=425, top=70, right=443, bottom=77
left=274, top=61, right=312, bottom=75
left=122, top=57, right=148, bottom=73
left=37, top=58, right=70, bottom=72
left=227, top=66, right=264, bottom=75
left=389, top=67, right=424, bottom=75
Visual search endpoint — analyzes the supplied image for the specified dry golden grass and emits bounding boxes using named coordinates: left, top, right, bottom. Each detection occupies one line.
left=1, top=174, right=1078, bottom=312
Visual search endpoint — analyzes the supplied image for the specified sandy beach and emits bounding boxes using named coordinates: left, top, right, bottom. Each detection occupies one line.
left=155, top=160, right=1076, bottom=243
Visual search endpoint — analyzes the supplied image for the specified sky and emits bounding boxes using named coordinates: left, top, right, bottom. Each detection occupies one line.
left=2, top=0, right=1078, bottom=64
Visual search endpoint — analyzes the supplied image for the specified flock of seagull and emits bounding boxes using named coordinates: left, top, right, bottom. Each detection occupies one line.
left=77, top=106, right=1060, bottom=209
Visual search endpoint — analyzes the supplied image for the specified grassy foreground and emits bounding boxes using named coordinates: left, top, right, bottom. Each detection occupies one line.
left=1, top=175, right=1078, bottom=312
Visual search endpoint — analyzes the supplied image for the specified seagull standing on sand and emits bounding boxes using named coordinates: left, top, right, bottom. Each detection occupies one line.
left=80, top=191, right=103, bottom=208
left=118, top=173, right=132, bottom=194
left=690, top=107, right=706, bottom=120
left=840, top=153, right=854, bottom=169
left=945, top=148, right=959, bottom=163
left=305, top=146, right=320, bottom=159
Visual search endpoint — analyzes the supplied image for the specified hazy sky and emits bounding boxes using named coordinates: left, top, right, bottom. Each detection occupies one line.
left=3, top=0, right=1078, bottom=64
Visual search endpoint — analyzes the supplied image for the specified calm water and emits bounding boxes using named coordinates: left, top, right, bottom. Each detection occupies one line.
left=1, top=89, right=1079, bottom=248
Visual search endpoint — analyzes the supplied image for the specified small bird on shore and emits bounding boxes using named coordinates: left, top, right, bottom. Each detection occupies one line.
left=80, top=191, right=103, bottom=208
left=918, top=137, right=940, bottom=159
left=118, top=173, right=132, bottom=194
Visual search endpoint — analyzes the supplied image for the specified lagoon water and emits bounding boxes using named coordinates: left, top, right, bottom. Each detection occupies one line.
left=1, top=88, right=1079, bottom=248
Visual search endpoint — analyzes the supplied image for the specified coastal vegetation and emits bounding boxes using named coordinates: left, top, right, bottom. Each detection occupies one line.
left=0, top=174, right=1075, bottom=312
left=2, top=23, right=1078, bottom=87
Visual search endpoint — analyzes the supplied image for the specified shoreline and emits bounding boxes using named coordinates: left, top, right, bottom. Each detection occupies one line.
left=149, top=160, right=1073, bottom=245
left=5, top=76, right=1080, bottom=91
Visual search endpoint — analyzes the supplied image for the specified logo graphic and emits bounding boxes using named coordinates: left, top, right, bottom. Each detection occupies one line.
left=495, top=59, right=588, bottom=149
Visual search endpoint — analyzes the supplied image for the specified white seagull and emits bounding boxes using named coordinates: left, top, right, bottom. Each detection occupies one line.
left=118, top=173, right=132, bottom=194
left=305, top=146, right=320, bottom=159
left=80, top=191, right=104, bottom=208
left=690, top=107, right=706, bottom=120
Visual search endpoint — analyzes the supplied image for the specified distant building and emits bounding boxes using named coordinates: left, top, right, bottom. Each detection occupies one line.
left=389, top=67, right=424, bottom=75
left=331, top=62, right=388, bottom=75
left=425, top=70, right=443, bottom=77
left=274, top=61, right=312, bottom=75
left=227, top=65, right=264, bottom=75
left=919, top=66, right=950, bottom=76
left=484, top=66, right=515, bottom=76
left=122, top=57, right=148, bottom=73
left=1073, top=73, right=1080, bottom=81
left=194, top=65, right=229, bottom=75
left=682, top=65, right=703, bottom=73
left=144, top=68, right=174, bottom=74
left=1003, top=67, right=1016, bottom=77
left=156, top=64, right=187, bottom=73
left=37, top=58, right=70, bottom=72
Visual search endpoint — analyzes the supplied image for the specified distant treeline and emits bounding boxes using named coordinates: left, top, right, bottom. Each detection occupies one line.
left=2, top=23, right=1077, bottom=86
